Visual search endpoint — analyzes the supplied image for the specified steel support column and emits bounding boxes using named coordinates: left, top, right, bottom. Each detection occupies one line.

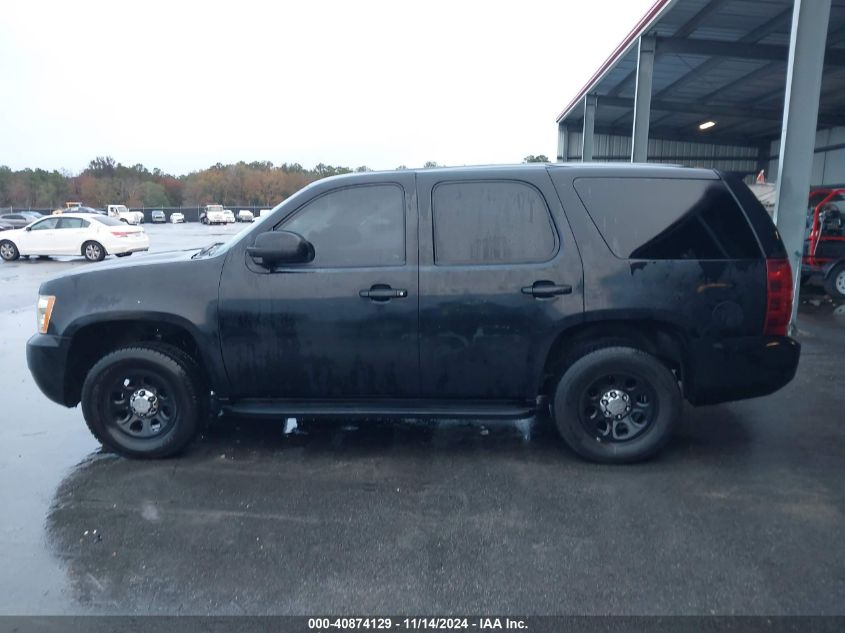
left=773, top=0, right=831, bottom=329
left=582, top=95, right=597, bottom=162
left=631, top=36, right=655, bottom=162
left=557, top=124, right=568, bottom=162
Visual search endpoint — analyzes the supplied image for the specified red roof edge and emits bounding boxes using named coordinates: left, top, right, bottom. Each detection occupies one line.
left=555, top=0, right=677, bottom=124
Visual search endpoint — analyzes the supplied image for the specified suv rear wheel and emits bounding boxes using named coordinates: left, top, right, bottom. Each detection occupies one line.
left=552, top=346, right=681, bottom=463
left=81, top=343, right=206, bottom=458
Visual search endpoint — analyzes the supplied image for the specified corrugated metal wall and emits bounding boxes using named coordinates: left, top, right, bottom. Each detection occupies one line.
left=768, top=126, right=845, bottom=187
left=560, top=130, right=759, bottom=175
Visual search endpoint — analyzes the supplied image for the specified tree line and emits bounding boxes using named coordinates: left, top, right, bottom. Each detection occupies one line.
left=0, top=155, right=549, bottom=209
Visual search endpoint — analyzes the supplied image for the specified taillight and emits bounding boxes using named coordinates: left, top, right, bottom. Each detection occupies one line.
left=111, top=231, right=131, bottom=238
left=764, top=259, right=793, bottom=336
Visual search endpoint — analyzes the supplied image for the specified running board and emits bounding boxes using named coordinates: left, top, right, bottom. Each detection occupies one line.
left=223, top=399, right=535, bottom=419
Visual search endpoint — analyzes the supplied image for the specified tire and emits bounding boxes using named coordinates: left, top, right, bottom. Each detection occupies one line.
left=81, top=343, right=207, bottom=458
left=824, top=263, right=845, bottom=300
left=0, top=240, right=19, bottom=261
left=120, top=218, right=128, bottom=224
left=82, top=241, right=106, bottom=262
left=552, top=346, right=681, bottom=464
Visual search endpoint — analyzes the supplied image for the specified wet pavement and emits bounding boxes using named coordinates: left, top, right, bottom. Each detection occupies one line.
left=0, top=223, right=844, bottom=615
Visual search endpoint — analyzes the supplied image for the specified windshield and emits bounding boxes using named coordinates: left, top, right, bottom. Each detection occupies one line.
left=192, top=179, right=322, bottom=259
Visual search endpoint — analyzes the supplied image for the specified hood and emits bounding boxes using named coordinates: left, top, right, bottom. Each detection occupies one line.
left=43, top=248, right=200, bottom=285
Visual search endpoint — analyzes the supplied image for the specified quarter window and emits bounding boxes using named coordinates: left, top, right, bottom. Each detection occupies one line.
left=279, top=184, right=405, bottom=267
left=432, top=181, right=557, bottom=265
left=573, top=177, right=761, bottom=260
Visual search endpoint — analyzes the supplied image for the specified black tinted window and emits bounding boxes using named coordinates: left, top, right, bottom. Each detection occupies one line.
left=432, top=181, right=557, bottom=265
left=57, top=217, right=87, bottom=229
left=280, top=184, right=404, bottom=267
left=573, top=177, right=761, bottom=260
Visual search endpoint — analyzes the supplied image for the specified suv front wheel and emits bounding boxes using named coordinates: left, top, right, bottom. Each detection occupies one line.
left=81, top=343, right=206, bottom=458
left=552, top=346, right=681, bottom=463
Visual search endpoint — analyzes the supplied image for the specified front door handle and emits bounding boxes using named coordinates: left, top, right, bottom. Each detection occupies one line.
left=359, top=285, right=408, bottom=301
left=521, top=281, right=572, bottom=298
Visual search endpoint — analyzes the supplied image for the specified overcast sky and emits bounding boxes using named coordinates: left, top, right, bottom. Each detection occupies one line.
left=1, top=0, right=653, bottom=175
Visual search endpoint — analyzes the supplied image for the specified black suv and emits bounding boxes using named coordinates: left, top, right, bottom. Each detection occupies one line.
left=26, top=164, right=800, bottom=463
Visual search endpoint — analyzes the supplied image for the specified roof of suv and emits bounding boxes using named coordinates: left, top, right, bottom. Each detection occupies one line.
left=322, top=163, right=720, bottom=183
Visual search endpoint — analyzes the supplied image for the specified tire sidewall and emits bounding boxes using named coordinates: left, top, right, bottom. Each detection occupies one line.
left=82, top=350, right=200, bottom=458
left=553, top=347, right=681, bottom=463
left=83, top=241, right=105, bottom=262
left=826, top=263, right=845, bottom=300
left=0, top=240, right=19, bottom=261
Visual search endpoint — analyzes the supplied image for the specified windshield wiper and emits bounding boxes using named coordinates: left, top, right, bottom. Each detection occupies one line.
left=192, top=242, right=224, bottom=259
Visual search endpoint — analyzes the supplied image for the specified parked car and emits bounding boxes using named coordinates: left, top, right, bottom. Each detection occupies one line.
left=1, top=213, right=149, bottom=263
left=26, top=164, right=799, bottom=462
left=151, top=210, right=166, bottom=223
left=170, top=212, right=185, bottom=224
left=0, top=213, right=41, bottom=229
left=237, top=210, right=254, bottom=222
left=223, top=209, right=236, bottom=223
left=53, top=205, right=105, bottom=217
left=107, top=204, right=144, bottom=225
left=200, top=204, right=226, bottom=225
left=802, top=188, right=845, bottom=299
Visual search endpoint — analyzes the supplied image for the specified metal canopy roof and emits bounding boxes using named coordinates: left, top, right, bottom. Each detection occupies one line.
left=557, top=0, right=845, bottom=145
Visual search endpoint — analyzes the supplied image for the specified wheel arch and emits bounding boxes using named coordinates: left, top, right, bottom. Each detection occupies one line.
left=0, top=237, right=20, bottom=257
left=64, top=314, right=220, bottom=406
left=539, top=317, right=688, bottom=398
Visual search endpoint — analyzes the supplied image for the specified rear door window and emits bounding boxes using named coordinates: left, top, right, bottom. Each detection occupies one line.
left=573, top=177, right=761, bottom=260
left=432, top=180, right=557, bottom=265
left=57, top=217, right=88, bottom=229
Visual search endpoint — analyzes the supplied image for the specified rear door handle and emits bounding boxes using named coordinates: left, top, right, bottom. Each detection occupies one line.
left=359, top=285, right=408, bottom=301
left=521, top=281, right=572, bottom=298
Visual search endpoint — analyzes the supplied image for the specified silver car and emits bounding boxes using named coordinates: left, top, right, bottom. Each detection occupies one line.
left=0, top=212, right=43, bottom=229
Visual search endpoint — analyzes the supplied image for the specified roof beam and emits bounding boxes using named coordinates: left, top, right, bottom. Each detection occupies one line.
left=593, top=124, right=761, bottom=146
left=698, top=60, right=783, bottom=103
left=607, top=0, right=730, bottom=97
left=653, top=8, right=792, bottom=101
left=752, top=23, right=845, bottom=103
left=596, top=95, right=845, bottom=127
left=655, top=37, right=845, bottom=65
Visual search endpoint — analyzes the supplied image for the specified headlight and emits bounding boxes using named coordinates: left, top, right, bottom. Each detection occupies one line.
left=37, top=295, right=56, bottom=334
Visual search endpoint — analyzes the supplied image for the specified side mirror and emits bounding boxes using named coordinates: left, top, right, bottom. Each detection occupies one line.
left=247, top=230, right=314, bottom=267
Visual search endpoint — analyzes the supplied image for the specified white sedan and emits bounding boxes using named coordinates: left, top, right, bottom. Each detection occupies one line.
left=0, top=213, right=150, bottom=263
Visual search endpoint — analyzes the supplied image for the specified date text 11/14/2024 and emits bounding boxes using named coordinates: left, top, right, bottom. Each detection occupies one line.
left=307, top=618, right=528, bottom=630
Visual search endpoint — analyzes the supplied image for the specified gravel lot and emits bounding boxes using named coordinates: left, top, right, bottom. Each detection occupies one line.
left=0, top=221, right=843, bottom=615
